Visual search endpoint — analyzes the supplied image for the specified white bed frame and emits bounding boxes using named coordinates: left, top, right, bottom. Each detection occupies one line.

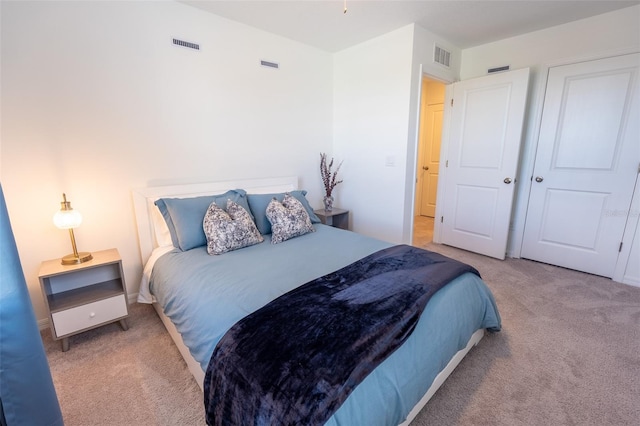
left=131, top=176, right=484, bottom=425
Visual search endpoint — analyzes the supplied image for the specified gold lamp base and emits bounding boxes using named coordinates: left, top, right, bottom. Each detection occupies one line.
left=61, top=252, right=93, bottom=265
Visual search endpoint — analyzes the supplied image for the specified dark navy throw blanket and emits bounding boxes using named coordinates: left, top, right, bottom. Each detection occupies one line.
left=204, top=244, right=480, bottom=426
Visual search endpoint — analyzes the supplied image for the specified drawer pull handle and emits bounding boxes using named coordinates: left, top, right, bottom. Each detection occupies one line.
left=89, top=312, right=96, bottom=318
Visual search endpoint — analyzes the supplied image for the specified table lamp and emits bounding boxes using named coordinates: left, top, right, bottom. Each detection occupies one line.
left=53, top=193, right=93, bottom=265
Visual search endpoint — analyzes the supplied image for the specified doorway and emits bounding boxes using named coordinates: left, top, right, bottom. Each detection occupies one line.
left=413, top=76, right=446, bottom=247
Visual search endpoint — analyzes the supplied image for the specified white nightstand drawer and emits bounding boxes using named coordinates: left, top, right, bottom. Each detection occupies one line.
left=52, top=294, right=127, bottom=337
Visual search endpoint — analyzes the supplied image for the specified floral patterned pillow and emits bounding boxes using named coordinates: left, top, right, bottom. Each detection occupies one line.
left=266, top=193, right=315, bottom=244
left=203, top=199, right=264, bottom=255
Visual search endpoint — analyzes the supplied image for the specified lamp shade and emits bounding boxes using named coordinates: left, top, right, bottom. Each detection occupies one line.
left=53, top=209, right=82, bottom=229
left=53, top=193, right=92, bottom=265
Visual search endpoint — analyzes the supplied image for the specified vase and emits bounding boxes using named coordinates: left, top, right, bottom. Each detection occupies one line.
left=323, top=195, right=334, bottom=212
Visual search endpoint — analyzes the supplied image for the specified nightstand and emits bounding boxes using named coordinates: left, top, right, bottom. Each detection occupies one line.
left=38, top=248, right=129, bottom=351
left=314, top=208, right=349, bottom=230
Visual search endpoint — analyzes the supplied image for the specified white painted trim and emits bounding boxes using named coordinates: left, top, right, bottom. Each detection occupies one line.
left=613, top=173, right=640, bottom=285
left=543, top=47, right=640, bottom=70
left=38, top=318, right=50, bottom=331
left=127, top=292, right=139, bottom=305
left=407, top=64, right=425, bottom=245
left=433, top=83, right=455, bottom=244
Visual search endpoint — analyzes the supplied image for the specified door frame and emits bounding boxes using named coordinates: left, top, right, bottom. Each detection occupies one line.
left=415, top=77, right=445, bottom=218
left=613, top=173, right=640, bottom=285
left=410, top=65, right=454, bottom=243
left=432, top=83, right=454, bottom=244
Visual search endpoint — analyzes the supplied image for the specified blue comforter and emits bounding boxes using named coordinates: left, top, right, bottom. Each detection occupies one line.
left=150, top=225, right=501, bottom=425
left=204, top=245, right=480, bottom=425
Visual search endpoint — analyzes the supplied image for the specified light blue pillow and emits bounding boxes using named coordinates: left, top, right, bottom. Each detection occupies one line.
left=247, top=190, right=320, bottom=235
left=155, top=189, right=253, bottom=251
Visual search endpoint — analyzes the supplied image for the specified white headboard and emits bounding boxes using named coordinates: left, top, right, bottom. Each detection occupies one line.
left=131, top=176, right=298, bottom=265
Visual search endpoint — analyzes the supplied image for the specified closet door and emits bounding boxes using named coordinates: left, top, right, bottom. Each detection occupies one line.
left=521, top=53, right=639, bottom=277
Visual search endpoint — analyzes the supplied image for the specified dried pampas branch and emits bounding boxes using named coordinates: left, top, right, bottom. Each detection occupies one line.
left=320, top=153, right=343, bottom=197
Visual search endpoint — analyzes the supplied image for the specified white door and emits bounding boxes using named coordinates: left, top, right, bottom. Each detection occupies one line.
left=521, top=53, right=640, bottom=277
left=441, top=68, right=530, bottom=259
left=415, top=77, right=445, bottom=218
left=420, top=103, right=443, bottom=217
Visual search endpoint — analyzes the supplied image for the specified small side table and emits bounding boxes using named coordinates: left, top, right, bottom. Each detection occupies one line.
left=314, top=208, right=349, bottom=230
left=38, top=248, right=129, bottom=351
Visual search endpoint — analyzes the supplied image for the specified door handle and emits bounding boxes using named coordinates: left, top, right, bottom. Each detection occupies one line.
left=422, top=166, right=429, bottom=171
left=535, top=176, right=544, bottom=183
left=504, top=177, right=512, bottom=184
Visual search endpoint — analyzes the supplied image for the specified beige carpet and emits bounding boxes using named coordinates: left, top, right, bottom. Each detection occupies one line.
left=42, top=242, right=640, bottom=425
left=42, top=303, right=204, bottom=426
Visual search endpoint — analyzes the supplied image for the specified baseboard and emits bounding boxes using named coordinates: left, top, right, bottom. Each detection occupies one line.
left=127, top=292, right=139, bottom=304
left=38, top=318, right=50, bottom=331
left=621, top=277, right=640, bottom=288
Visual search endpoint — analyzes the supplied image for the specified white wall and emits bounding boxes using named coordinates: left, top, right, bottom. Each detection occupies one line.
left=1, top=1, right=333, bottom=322
left=333, top=23, right=460, bottom=244
left=459, top=5, right=640, bottom=256
left=406, top=26, right=461, bottom=241
left=5, top=1, right=638, bottom=324
left=332, top=25, right=414, bottom=243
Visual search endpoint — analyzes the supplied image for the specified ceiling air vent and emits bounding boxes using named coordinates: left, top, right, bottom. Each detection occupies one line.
left=433, top=44, right=451, bottom=68
left=173, top=38, right=200, bottom=51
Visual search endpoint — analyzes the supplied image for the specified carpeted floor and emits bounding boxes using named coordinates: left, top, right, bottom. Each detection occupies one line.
left=42, top=241, right=640, bottom=425
left=42, top=303, right=205, bottom=426
left=412, top=242, right=640, bottom=426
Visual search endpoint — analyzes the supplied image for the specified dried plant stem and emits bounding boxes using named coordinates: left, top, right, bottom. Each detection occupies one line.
left=320, top=153, right=343, bottom=197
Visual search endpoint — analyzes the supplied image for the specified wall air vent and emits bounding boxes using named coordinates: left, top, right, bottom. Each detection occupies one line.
left=434, top=44, right=451, bottom=68
left=260, top=60, right=280, bottom=69
left=173, top=38, right=200, bottom=51
left=488, top=65, right=510, bottom=74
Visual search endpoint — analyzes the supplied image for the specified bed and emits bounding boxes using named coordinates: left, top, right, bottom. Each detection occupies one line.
left=131, top=176, right=501, bottom=425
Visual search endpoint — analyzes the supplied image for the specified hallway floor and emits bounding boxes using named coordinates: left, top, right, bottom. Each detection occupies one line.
left=412, top=215, right=434, bottom=247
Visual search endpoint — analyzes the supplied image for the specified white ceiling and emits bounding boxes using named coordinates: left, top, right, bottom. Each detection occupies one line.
left=179, top=0, right=639, bottom=52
